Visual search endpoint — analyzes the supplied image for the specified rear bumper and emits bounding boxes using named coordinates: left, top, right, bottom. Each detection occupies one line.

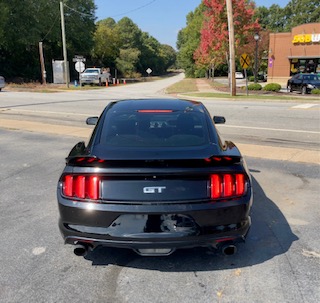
left=58, top=194, right=252, bottom=251
left=60, top=219, right=251, bottom=250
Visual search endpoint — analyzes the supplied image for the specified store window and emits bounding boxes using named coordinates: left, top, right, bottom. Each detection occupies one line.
left=290, top=58, right=319, bottom=75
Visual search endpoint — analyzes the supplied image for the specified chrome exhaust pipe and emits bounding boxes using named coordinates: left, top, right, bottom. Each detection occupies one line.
left=73, top=243, right=89, bottom=257
left=221, top=244, right=237, bottom=256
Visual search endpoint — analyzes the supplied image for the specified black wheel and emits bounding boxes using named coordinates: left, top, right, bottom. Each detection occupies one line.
left=287, top=84, right=292, bottom=92
left=302, top=86, right=307, bottom=95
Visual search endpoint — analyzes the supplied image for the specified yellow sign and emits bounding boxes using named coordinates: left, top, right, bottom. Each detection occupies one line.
left=240, top=53, right=250, bottom=69
left=292, top=34, right=320, bottom=44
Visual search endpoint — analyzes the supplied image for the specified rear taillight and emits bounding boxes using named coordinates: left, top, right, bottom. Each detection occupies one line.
left=210, top=173, right=247, bottom=199
left=62, top=175, right=100, bottom=200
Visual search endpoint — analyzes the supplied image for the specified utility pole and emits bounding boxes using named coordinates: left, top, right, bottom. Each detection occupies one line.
left=39, top=42, right=46, bottom=85
left=226, top=0, right=236, bottom=96
left=254, top=33, right=260, bottom=83
left=60, top=1, right=69, bottom=88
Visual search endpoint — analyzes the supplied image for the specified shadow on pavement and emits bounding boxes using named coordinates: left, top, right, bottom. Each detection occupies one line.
left=85, top=176, right=298, bottom=271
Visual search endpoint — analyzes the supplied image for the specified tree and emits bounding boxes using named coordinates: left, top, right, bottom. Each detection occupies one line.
left=237, top=30, right=270, bottom=74
left=139, top=33, right=164, bottom=75
left=255, top=4, right=285, bottom=32
left=116, top=48, right=141, bottom=77
left=139, top=34, right=176, bottom=75
left=0, top=0, right=95, bottom=81
left=91, top=17, right=176, bottom=77
left=92, top=18, right=120, bottom=68
left=194, top=0, right=260, bottom=75
left=282, top=0, right=320, bottom=31
left=255, top=0, right=320, bottom=33
left=116, top=17, right=143, bottom=50
left=160, top=44, right=177, bottom=70
left=176, top=4, right=205, bottom=77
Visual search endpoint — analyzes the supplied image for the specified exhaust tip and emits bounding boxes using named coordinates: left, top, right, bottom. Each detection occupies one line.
left=221, top=244, right=237, bottom=256
left=73, top=244, right=89, bottom=257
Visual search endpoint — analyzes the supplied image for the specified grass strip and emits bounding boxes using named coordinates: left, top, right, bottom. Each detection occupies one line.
left=165, top=78, right=198, bottom=94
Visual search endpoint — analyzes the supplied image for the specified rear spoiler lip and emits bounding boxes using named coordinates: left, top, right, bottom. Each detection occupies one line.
left=66, top=155, right=242, bottom=165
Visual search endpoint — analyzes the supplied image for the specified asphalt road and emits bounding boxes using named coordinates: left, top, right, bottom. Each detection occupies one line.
left=0, top=75, right=319, bottom=303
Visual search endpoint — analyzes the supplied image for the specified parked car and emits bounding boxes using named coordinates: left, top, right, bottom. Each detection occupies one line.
left=257, top=72, right=267, bottom=82
left=287, top=73, right=320, bottom=94
left=80, top=68, right=111, bottom=86
left=57, top=98, right=253, bottom=257
left=0, top=76, right=5, bottom=91
left=235, top=72, right=244, bottom=79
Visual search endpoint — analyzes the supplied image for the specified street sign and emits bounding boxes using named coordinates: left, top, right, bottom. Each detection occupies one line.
left=146, top=68, right=152, bottom=75
left=75, top=61, right=85, bottom=73
left=269, top=58, right=273, bottom=68
left=73, top=56, right=86, bottom=63
left=240, top=53, right=250, bottom=69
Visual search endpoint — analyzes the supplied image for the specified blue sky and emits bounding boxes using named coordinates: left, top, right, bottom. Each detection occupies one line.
left=94, top=0, right=289, bottom=48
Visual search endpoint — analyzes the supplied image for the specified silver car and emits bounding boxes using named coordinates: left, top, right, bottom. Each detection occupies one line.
left=0, top=76, right=5, bottom=91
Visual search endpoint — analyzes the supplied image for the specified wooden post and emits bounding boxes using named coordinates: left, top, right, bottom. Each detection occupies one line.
left=226, top=0, right=236, bottom=96
left=39, top=42, right=46, bottom=85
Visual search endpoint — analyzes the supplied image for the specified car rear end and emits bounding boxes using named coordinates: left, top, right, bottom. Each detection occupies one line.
left=57, top=99, right=253, bottom=256
left=58, top=157, right=252, bottom=256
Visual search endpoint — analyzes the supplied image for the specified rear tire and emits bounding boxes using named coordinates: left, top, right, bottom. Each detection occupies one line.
left=287, top=84, right=292, bottom=92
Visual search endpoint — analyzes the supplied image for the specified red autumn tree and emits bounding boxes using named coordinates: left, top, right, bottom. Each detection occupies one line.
left=194, top=0, right=260, bottom=70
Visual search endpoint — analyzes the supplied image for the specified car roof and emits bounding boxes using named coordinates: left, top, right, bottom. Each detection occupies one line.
left=108, top=98, right=205, bottom=112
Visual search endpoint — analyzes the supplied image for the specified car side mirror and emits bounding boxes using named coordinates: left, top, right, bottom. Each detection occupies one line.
left=213, top=116, right=226, bottom=124
left=86, top=116, right=98, bottom=125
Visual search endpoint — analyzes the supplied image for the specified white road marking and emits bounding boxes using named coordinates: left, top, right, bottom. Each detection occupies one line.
left=292, top=103, right=319, bottom=109
left=3, top=108, right=89, bottom=116
left=220, top=125, right=320, bottom=135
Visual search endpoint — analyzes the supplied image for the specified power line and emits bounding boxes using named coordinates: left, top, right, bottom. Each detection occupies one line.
left=41, top=12, right=60, bottom=41
left=109, top=0, right=157, bottom=18
left=64, top=3, right=93, bottom=17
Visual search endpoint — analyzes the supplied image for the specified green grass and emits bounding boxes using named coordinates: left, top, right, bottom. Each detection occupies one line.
left=165, top=78, right=198, bottom=94
left=166, top=78, right=320, bottom=101
left=180, top=92, right=320, bottom=101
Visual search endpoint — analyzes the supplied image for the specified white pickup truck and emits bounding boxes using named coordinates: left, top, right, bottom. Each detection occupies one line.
left=80, top=68, right=111, bottom=86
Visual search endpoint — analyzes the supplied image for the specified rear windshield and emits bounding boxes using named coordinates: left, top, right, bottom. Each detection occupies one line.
left=84, top=69, right=99, bottom=73
left=100, top=110, right=210, bottom=147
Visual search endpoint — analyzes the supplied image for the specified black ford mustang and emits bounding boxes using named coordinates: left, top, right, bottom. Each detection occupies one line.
left=57, top=99, right=253, bottom=257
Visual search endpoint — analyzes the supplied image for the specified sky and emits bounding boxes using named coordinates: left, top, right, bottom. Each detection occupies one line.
left=94, top=0, right=289, bottom=49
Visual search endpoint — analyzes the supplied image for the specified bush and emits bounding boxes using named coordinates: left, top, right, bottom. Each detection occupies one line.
left=249, top=76, right=255, bottom=82
left=263, top=83, right=282, bottom=92
left=311, top=88, right=320, bottom=94
left=248, top=83, right=262, bottom=90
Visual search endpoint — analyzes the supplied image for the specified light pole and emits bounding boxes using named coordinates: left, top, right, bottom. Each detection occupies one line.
left=254, top=33, right=260, bottom=83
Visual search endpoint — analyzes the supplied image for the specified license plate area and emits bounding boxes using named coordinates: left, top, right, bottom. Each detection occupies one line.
left=134, top=248, right=175, bottom=256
